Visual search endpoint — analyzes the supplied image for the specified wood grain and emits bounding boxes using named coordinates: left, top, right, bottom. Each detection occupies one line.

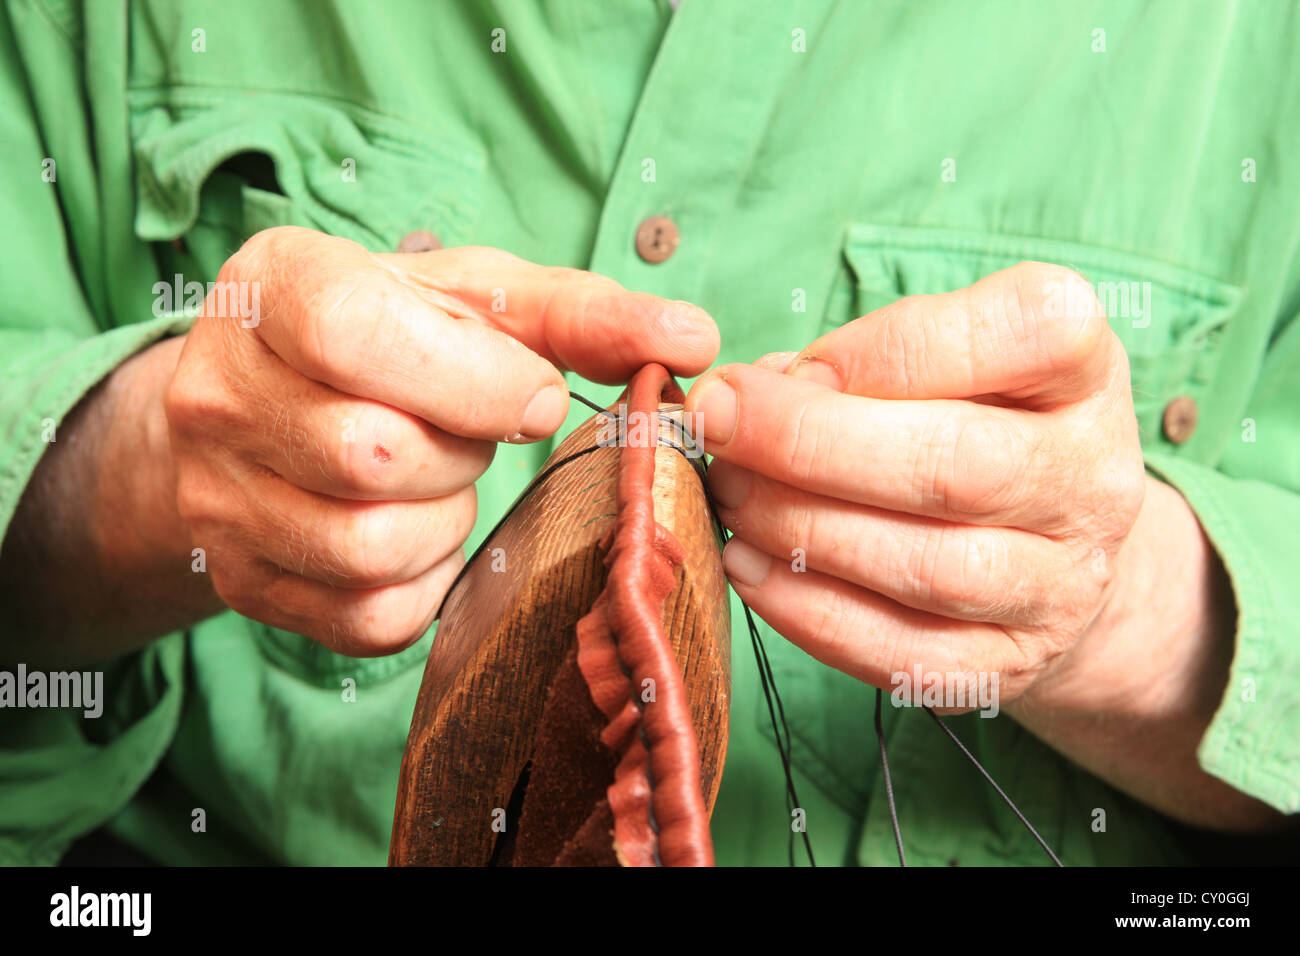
left=389, top=404, right=730, bottom=866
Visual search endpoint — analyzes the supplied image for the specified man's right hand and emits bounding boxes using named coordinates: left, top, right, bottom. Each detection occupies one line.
left=162, top=226, right=718, bottom=656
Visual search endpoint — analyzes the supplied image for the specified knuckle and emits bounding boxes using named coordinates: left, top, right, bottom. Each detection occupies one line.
left=804, top=585, right=860, bottom=657
left=776, top=395, right=837, bottom=486
left=161, top=370, right=195, bottom=428
left=953, top=531, right=1010, bottom=613
left=546, top=264, right=606, bottom=288
left=209, top=566, right=263, bottom=622
left=910, top=526, right=959, bottom=606
left=446, top=485, right=479, bottom=545
left=221, top=239, right=261, bottom=286
left=773, top=495, right=816, bottom=559
left=173, top=471, right=213, bottom=525
left=423, top=487, right=478, bottom=562
left=297, top=285, right=362, bottom=383
left=881, top=292, right=943, bottom=369
left=1046, top=263, right=1102, bottom=315
left=933, top=417, right=1026, bottom=518
left=336, top=507, right=406, bottom=587
left=226, top=226, right=296, bottom=284
left=903, top=525, right=1002, bottom=616
left=299, top=617, right=369, bottom=657
left=317, top=277, right=413, bottom=386
left=606, top=294, right=665, bottom=349
left=346, top=591, right=434, bottom=654
left=946, top=530, right=1015, bottom=617
left=901, top=526, right=946, bottom=604
left=1113, top=463, right=1147, bottom=524
left=1014, top=262, right=1106, bottom=367
left=1087, top=452, right=1147, bottom=540
left=163, top=367, right=238, bottom=434
left=333, top=407, right=394, bottom=496
left=458, top=245, right=523, bottom=270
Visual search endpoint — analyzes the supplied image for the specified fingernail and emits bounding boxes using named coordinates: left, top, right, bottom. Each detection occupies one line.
left=693, top=378, right=738, bottom=446
left=708, top=461, right=752, bottom=510
left=517, top=385, right=569, bottom=440
left=789, top=357, right=844, bottom=391
left=754, top=351, right=798, bottom=373
left=724, top=537, right=772, bottom=588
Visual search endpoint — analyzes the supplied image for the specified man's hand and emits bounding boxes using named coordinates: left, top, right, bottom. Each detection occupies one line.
left=688, top=262, right=1142, bottom=698
left=685, top=261, right=1281, bottom=831
left=163, top=227, right=717, bottom=656
left=1, top=227, right=718, bottom=664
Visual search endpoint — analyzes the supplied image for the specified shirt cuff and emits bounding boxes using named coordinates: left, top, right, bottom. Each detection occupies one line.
left=0, top=314, right=194, bottom=863
left=0, top=313, right=193, bottom=537
left=1144, top=450, right=1300, bottom=815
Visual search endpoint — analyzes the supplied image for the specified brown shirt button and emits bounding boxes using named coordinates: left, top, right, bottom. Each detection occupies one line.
left=1162, top=395, right=1199, bottom=444
left=397, top=229, right=442, bottom=254
left=635, top=215, right=679, bottom=264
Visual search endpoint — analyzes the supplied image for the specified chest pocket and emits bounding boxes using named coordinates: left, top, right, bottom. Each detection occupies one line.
left=130, top=92, right=485, bottom=274
left=839, top=223, right=1243, bottom=448
left=130, top=92, right=485, bottom=685
left=758, top=221, right=1244, bottom=815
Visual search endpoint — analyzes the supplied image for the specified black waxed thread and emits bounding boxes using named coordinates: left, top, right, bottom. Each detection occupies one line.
left=438, top=390, right=1062, bottom=870
left=663, top=394, right=1059, bottom=868
left=743, top=599, right=810, bottom=867
left=656, top=407, right=815, bottom=865
left=437, top=390, right=816, bottom=866
left=692, top=450, right=816, bottom=867
left=923, top=706, right=1063, bottom=866
left=875, top=688, right=906, bottom=866
left=669, top=393, right=1060, bottom=867
left=570, top=391, right=616, bottom=417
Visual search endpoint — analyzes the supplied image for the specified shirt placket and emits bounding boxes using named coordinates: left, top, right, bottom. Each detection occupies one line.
left=586, top=0, right=827, bottom=307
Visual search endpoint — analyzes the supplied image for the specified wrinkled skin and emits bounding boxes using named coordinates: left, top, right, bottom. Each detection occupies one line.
left=688, top=262, right=1144, bottom=702
left=165, top=226, right=718, bottom=655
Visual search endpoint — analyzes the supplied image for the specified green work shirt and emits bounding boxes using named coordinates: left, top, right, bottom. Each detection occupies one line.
left=2, top=0, right=1298, bottom=866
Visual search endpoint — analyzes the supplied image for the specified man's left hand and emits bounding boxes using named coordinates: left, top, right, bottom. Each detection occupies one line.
left=685, top=262, right=1145, bottom=706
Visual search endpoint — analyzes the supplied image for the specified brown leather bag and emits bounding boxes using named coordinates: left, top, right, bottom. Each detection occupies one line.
left=389, top=364, right=730, bottom=866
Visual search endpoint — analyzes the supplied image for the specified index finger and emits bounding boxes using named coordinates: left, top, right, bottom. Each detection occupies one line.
left=684, top=363, right=1069, bottom=529
left=376, top=245, right=720, bottom=384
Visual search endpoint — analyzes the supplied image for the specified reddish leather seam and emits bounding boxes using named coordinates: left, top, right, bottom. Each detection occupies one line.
left=575, top=364, right=714, bottom=867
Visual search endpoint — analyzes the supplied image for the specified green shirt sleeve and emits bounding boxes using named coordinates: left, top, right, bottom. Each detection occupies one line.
left=0, top=0, right=190, bottom=865
left=1144, top=307, right=1300, bottom=816
left=0, top=0, right=191, bottom=533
